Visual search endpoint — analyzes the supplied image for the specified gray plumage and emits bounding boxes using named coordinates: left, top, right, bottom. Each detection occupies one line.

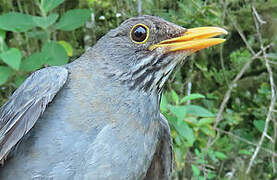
left=0, top=15, right=187, bottom=179
left=0, top=67, right=68, bottom=164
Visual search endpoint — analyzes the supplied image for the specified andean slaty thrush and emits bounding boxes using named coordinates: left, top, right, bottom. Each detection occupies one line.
left=0, top=15, right=227, bottom=179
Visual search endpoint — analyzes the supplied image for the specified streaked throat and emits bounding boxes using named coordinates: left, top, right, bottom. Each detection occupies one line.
left=120, top=51, right=187, bottom=94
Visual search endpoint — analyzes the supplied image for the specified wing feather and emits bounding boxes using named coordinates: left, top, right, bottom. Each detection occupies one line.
left=0, top=66, right=68, bottom=164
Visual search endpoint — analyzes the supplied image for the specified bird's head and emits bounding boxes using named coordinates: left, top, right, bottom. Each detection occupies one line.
left=94, top=15, right=227, bottom=94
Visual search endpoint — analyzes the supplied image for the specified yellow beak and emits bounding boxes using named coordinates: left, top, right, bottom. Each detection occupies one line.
left=149, top=27, right=228, bottom=53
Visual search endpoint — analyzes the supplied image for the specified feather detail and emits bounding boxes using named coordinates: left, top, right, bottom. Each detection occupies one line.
left=0, top=66, right=68, bottom=164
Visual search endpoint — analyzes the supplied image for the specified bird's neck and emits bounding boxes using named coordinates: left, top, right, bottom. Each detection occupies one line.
left=68, top=54, right=162, bottom=120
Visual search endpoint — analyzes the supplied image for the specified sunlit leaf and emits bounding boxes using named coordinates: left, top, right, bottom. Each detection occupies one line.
left=58, top=41, right=73, bottom=57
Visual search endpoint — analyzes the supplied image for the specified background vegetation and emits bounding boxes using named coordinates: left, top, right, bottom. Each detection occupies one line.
left=0, top=0, right=276, bottom=179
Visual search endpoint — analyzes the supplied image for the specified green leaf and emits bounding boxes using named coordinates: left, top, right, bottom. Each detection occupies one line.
left=215, top=151, right=227, bottom=160
left=168, top=105, right=186, bottom=123
left=195, top=58, right=208, bottom=71
left=0, top=12, right=57, bottom=32
left=175, top=135, right=182, bottom=146
left=0, top=30, right=5, bottom=40
left=160, top=94, right=168, bottom=113
left=171, top=90, right=179, bottom=104
left=208, top=149, right=217, bottom=162
left=58, top=41, right=73, bottom=57
left=0, top=48, right=22, bottom=70
left=33, top=13, right=59, bottom=29
left=41, top=0, right=65, bottom=13
left=0, top=30, right=6, bottom=52
left=191, top=165, right=200, bottom=176
left=207, top=173, right=216, bottom=179
left=174, top=121, right=195, bottom=146
left=0, top=12, right=37, bottom=32
left=195, top=149, right=200, bottom=156
left=185, top=105, right=214, bottom=117
left=42, top=42, right=68, bottom=66
left=54, top=9, right=91, bottom=31
left=0, top=66, right=13, bottom=85
left=185, top=117, right=198, bottom=126
left=230, top=49, right=251, bottom=70
left=239, top=149, right=252, bottom=155
left=26, top=30, right=48, bottom=40
left=21, top=52, right=46, bottom=72
left=198, top=118, right=215, bottom=126
left=253, top=120, right=265, bottom=133
left=180, top=93, right=205, bottom=103
left=175, top=147, right=183, bottom=164
left=206, top=93, right=218, bottom=100
left=199, top=176, right=205, bottom=180
left=13, top=74, right=27, bottom=88
left=200, top=125, right=215, bottom=137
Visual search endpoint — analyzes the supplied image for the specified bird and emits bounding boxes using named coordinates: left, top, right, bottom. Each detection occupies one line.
left=0, top=15, right=227, bottom=180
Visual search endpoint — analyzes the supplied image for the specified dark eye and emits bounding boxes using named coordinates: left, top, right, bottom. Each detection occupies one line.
left=130, top=24, right=149, bottom=44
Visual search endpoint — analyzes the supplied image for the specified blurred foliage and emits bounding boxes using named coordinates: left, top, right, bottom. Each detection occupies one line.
left=0, top=0, right=277, bottom=179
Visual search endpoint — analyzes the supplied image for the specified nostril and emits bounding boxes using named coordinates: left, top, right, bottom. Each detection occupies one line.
left=172, top=29, right=187, bottom=39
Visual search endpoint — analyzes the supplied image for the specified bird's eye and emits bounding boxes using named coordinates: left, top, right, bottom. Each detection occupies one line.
left=130, top=24, right=150, bottom=44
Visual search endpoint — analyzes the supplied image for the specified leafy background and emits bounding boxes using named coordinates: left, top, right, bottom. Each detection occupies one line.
left=0, top=0, right=276, bottom=179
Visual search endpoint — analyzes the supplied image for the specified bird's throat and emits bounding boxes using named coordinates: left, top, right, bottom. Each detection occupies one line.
left=106, top=51, right=186, bottom=94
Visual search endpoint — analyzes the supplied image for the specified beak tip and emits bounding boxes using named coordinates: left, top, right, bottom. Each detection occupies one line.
left=222, top=28, right=228, bottom=35
left=213, top=27, right=228, bottom=35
